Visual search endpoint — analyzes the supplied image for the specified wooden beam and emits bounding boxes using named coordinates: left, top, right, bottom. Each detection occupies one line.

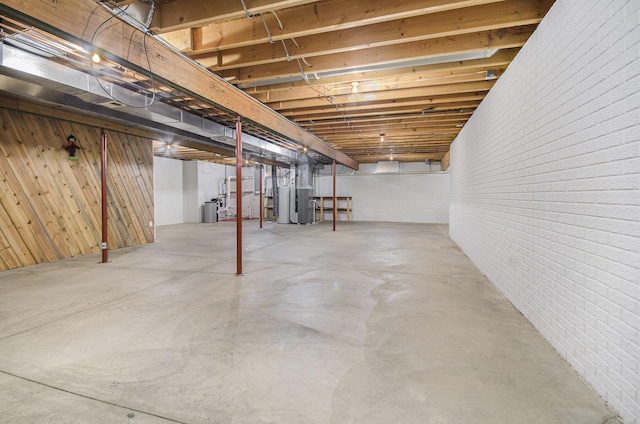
left=280, top=95, right=485, bottom=119
left=313, top=126, right=464, bottom=138
left=326, top=131, right=461, bottom=142
left=192, top=0, right=547, bottom=69
left=216, top=26, right=535, bottom=84
left=306, top=115, right=471, bottom=131
left=151, top=0, right=318, bottom=33
left=170, top=0, right=506, bottom=50
left=313, top=118, right=468, bottom=131
left=334, top=137, right=456, bottom=146
left=267, top=80, right=495, bottom=110
left=0, top=0, right=358, bottom=169
left=243, top=55, right=514, bottom=92
left=284, top=101, right=483, bottom=121
left=250, top=69, right=500, bottom=103
left=306, top=110, right=473, bottom=123
left=441, top=151, right=451, bottom=170
left=354, top=153, right=448, bottom=163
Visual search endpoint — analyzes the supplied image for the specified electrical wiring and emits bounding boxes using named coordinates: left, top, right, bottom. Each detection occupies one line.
left=89, top=1, right=157, bottom=109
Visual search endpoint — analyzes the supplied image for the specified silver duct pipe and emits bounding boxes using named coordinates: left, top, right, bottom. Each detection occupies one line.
left=0, top=42, right=303, bottom=165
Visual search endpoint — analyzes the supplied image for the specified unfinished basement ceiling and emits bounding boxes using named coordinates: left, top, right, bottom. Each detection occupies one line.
left=0, top=0, right=355, bottom=169
left=146, top=0, right=555, bottom=164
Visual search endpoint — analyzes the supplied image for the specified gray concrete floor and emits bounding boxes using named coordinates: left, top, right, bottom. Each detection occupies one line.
left=0, top=221, right=616, bottom=424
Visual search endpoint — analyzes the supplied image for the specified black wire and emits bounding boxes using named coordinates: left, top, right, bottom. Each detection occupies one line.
left=89, top=2, right=157, bottom=109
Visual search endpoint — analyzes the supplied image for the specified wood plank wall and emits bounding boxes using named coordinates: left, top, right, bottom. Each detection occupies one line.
left=0, top=99, right=154, bottom=271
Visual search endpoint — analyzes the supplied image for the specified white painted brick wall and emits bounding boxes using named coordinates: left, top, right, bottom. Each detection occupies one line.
left=449, top=1, right=640, bottom=422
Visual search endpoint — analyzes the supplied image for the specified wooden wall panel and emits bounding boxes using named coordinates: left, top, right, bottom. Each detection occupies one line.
left=0, top=102, right=154, bottom=271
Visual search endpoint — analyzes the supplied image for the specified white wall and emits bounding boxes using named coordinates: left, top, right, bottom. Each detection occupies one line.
left=198, top=161, right=231, bottom=206
left=154, top=158, right=235, bottom=225
left=183, top=161, right=199, bottom=223
left=153, top=156, right=183, bottom=226
left=449, top=1, right=640, bottom=423
left=316, top=162, right=450, bottom=223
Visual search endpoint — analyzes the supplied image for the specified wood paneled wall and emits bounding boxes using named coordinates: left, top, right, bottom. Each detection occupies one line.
left=0, top=101, right=154, bottom=271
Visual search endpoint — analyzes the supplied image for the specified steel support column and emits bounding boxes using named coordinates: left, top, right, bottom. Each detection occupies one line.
left=100, top=129, right=108, bottom=263
left=332, top=160, right=337, bottom=232
left=259, top=165, right=263, bottom=229
left=236, top=117, right=243, bottom=276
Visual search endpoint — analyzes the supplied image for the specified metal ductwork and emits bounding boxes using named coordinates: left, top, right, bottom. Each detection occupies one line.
left=0, top=41, right=303, bottom=165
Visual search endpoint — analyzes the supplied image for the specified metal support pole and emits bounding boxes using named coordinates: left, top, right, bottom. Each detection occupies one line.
left=271, top=165, right=278, bottom=218
left=332, top=160, right=337, bottom=232
left=259, top=165, right=263, bottom=229
left=236, top=117, right=243, bottom=276
left=100, top=129, right=108, bottom=263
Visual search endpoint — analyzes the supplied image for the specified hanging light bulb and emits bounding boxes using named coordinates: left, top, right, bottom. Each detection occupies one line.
left=351, top=82, right=360, bottom=94
left=380, top=133, right=385, bottom=142
left=91, top=52, right=101, bottom=64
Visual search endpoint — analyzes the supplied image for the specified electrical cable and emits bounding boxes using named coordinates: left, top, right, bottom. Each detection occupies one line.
left=90, top=1, right=157, bottom=109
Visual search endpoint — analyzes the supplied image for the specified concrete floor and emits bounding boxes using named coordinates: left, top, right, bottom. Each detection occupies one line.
left=0, top=221, right=617, bottom=424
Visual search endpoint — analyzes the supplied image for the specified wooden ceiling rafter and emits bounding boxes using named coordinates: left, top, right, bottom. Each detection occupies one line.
left=188, top=0, right=549, bottom=70
left=240, top=48, right=518, bottom=92
left=159, top=0, right=509, bottom=50
left=4, top=0, right=555, bottom=164
left=215, top=26, right=535, bottom=85
left=0, top=0, right=357, bottom=168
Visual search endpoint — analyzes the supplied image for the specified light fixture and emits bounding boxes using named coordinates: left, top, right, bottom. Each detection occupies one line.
left=166, top=143, right=172, bottom=149
left=485, top=69, right=497, bottom=80
left=91, top=52, right=101, bottom=64
left=380, top=133, right=385, bottom=142
left=303, top=146, right=308, bottom=153
left=389, top=154, right=394, bottom=160
left=351, top=81, right=360, bottom=94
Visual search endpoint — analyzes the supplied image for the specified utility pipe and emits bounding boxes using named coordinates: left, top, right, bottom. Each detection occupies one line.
left=236, top=117, right=243, bottom=276
left=332, top=160, right=337, bottom=232
left=100, top=129, right=108, bottom=263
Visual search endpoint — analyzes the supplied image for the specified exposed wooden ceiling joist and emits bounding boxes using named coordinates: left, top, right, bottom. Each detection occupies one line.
left=150, top=0, right=319, bottom=34
left=4, top=0, right=555, bottom=165
left=215, top=26, right=535, bottom=85
left=189, top=0, right=546, bottom=69
left=0, top=0, right=357, bottom=168
left=160, top=0, right=507, bottom=49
